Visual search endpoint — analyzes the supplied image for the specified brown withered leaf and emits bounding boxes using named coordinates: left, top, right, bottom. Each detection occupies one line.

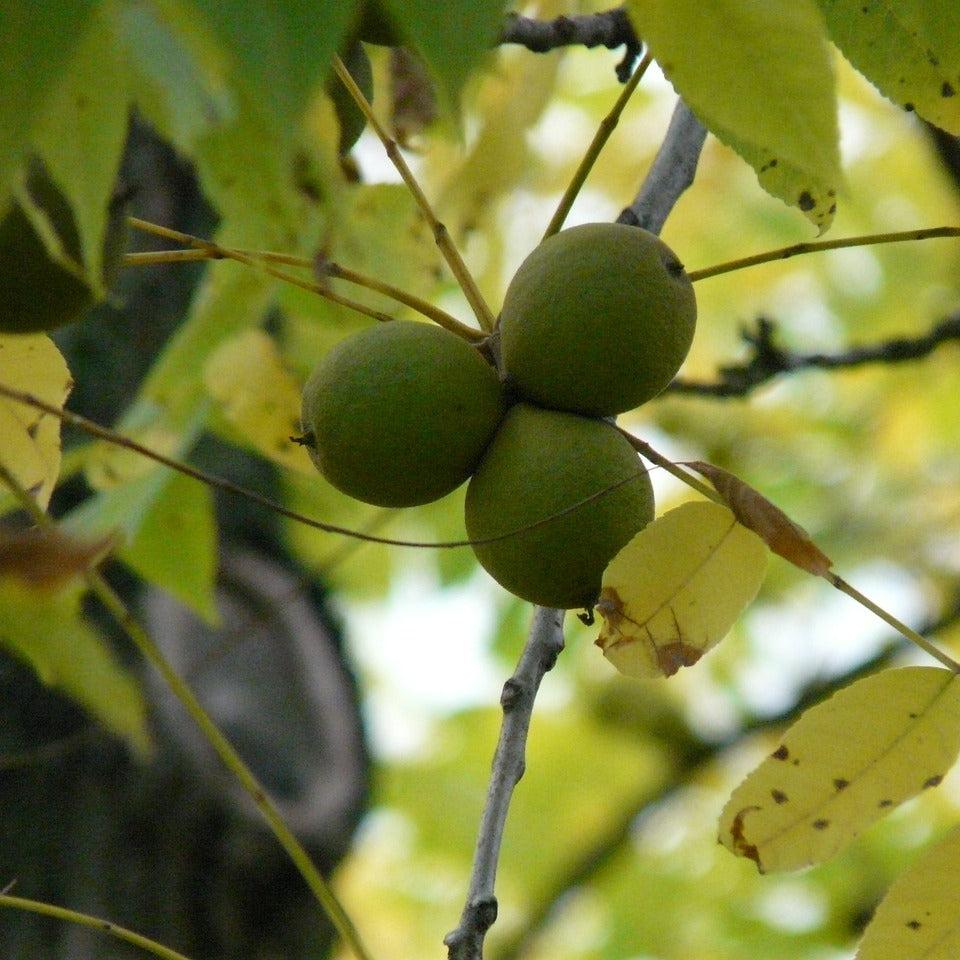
left=683, top=461, right=833, bottom=577
left=0, top=527, right=115, bottom=588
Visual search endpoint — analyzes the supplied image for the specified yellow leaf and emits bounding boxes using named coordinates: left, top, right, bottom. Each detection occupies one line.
left=856, top=825, right=960, bottom=960
left=204, top=328, right=313, bottom=472
left=596, top=501, right=768, bottom=679
left=84, top=419, right=181, bottom=489
left=0, top=333, right=72, bottom=509
left=719, top=667, right=960, bottom=873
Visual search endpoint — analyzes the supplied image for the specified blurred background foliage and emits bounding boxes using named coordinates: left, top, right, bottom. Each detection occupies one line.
left=3, top=1, right=960, bottom=958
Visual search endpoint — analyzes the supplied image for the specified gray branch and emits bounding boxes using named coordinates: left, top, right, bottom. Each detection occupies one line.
left=617, top=100, right=707, bottom=235
left=500, top=7, right=642, bottom=82
left=444, top=606, right=565, bottom=960
left=445, top=87, right=709, bottom=959
left=667, top=312, right=960, bottom=399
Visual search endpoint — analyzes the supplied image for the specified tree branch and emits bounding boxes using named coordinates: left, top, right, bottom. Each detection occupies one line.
left=495, top=595, right=960, bottom=960
left=500, top=7, right=642, bottom=82
left=444, top=607, right=565, bottom=960
left=617, top=100, right=707, bottom=234
left=667, top=312, right=960, bottom=399
left=446, top=88, right=708, bottom=959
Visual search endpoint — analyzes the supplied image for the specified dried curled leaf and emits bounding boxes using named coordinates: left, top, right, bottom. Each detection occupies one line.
left=684, top=460, right=832, bottom=576
left=0, top=526, right=114, bottom=588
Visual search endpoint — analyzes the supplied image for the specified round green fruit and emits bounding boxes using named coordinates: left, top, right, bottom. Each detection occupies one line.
left=0, top=159, right=128, bottom=334
left=464, top=403, right=655, bottom=609
left=301, top=321, right=506, bottom=507
left=499, top=222, right=697, bottom=417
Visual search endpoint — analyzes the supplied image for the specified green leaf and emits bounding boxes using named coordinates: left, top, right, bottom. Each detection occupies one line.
left=0, top=3, right=97, bottom=209
left=626, top=0, right=841, bottom=231
left=0, top=577, right=151, bottom=756
left=856, top=826, right=960, bottom=959
left=817, top=0, right=960, bottom=135
left=120, top=471, right=219, bottom=625
left=186, top=0, right=358, bottom=147
left=378, top=0, right=506, bottom=117
left=32, top=7, right=131, bottom=286
left=596, top=501, right=768, bottom=679
left=719, top=667, right=960, bottom=873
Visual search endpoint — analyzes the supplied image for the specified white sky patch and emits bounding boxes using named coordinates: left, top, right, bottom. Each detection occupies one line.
left=752, top=880, right=828, bottom=933
left=838, top=98, right=895, bottom=165
left=739, top=562, right=926, bottom=716
left=826, top=245, right=882, bottom=299
left=345, top=570, right=505, bottom=758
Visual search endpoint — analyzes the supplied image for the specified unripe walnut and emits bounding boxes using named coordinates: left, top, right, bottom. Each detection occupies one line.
left=499, top=222, right=696, bottom=417
left=301, top=321, right=506, bottom=507
left=465, top=403, right=655, bottom=609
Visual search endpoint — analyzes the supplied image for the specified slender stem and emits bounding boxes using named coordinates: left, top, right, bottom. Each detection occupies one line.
left=332, top=56, right=498, bottom=333
left=543, top=50, right=653, bottom=241
left=124, top=249, right=213, bottom=266
left=324, top=261, right=484, bottom=342
left=444, top=607, right=566, bottom=960
left=687, top=226, right=960, bottom=283
left=617, top=429, right=721, bottom=502
left=829, top=574, right=960, bottom=672
left=126, top=218, right=392, bottom=324
left=623, top=433, right=960, bottom=672
left=0, top=894, right=194, bottom=960
left=0, top=467, right=376, bottom=960
left=125, top=223, right=480, bottom=340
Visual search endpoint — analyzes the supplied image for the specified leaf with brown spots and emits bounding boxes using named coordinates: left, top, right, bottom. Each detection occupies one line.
left=719, top=667, right=960, bottom=872
left=596, top=501, right=768, bottom=679
left=684, top=461, right=833, bottom=576
left=818, top=0, right=960, bottom=135
left=856, top=824, right=960, bottom=959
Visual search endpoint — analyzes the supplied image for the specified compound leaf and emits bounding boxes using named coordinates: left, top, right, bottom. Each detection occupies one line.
left=719, top=666, right=960, bottom=873
left=596, top=501, right=768, bottom=679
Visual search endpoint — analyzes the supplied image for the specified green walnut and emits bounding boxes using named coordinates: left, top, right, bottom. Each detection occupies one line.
left=464, top=403, right=655, bottom=609
left=301, top=321, right=506, bottom=507
left=0, top=159, right=127, bottom=334
left=499, top=222, right=697, bottom=417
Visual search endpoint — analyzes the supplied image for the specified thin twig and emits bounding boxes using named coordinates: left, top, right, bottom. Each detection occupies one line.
left=667, top=313, right=960, bottom=398
left=321, top=259, right=484, bottom=342
left=543, top=49, right=653, bottom=241
left=500, top=7, right=641, bottom=82
left=617, top=100, right=706, bottom=235
left=444, top=607, right=566, bottom=960
left=332, top=56, right=498, bottom=333
left=0, top=894, right=194, bottom=960
left=126, top=217, right=393, bottom=324
left=686, top=226, right=960, bottom=283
